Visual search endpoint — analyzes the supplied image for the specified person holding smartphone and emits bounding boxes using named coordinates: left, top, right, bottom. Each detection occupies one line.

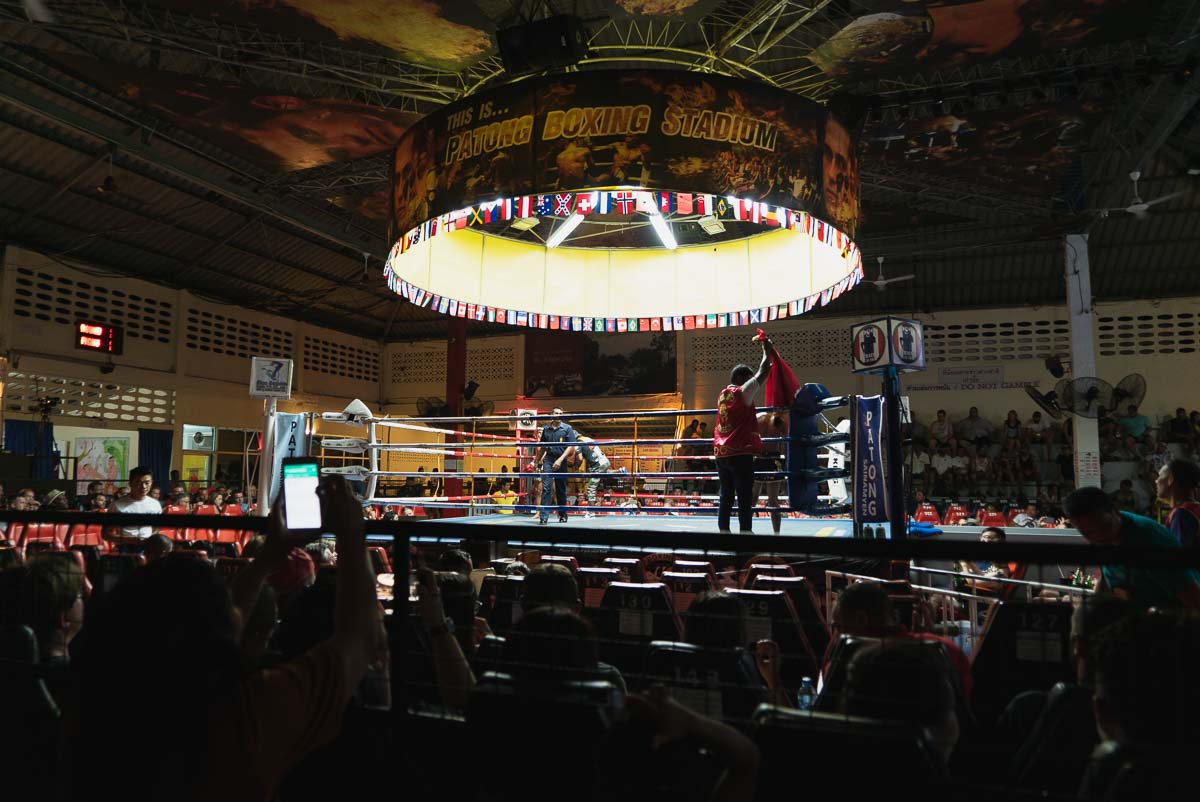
left=79, top=472, right=381, bottom=801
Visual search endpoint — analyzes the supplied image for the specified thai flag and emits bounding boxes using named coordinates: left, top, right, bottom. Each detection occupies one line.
left=606, top=318, right=616, bottom=332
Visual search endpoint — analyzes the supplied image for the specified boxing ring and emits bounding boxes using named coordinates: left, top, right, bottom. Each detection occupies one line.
left=314, top=402, right=866, bottom=538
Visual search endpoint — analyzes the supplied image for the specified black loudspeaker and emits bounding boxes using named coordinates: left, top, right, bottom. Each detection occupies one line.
left=497, top=15, right=588, bottom=75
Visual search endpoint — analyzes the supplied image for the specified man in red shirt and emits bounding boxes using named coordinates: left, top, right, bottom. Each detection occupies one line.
left=713, top=337, right=772, bottom=533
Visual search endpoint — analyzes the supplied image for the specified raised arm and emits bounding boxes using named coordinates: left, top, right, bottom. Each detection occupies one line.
left=322, top=475, right=381, bottom=701
left=740, top=339, right=773, bottom=403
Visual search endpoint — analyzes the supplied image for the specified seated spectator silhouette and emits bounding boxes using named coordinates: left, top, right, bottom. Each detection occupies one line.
left=1003, top=594, right=1134, bottom=793
left=1111, top=479, right=1139, bottom=513
left=957, top=527, right=1016, bottom=593
left=435, top=548, right=473, bottom=577
left=1081, top=610, right=1200, bottom=799
left=142, top=533, right=173, bottom=563
left=1164, top=407, right=1193, bottom=447
left=929, top=409, right=956, bottom=450
left=1066, top=486, right=1200, bottom=609
left=77, top=475, right=379, bottom=802
left=684, top=590, right=789, bottom=706
left=1155, top=458, right=1200, bottom=546
left=830, top=580, right=972, bottom=705
left=6, top=557, right=86, bottom=710
left=501, top=606, right=610, bottom=687
left=519, top=563, right=626, bottom=691
left=844, top=640, right=960, bottom=767
left=956, top=406, right=994, bottom=453
left=1116, top=404, right=1151, bottom=439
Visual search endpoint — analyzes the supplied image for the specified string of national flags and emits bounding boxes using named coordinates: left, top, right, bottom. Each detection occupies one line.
left=384, top=260, right=866, bottom=333
left=388, top=189, right=858, bottom=257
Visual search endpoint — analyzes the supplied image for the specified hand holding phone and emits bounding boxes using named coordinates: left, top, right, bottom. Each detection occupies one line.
left=281, top=458, right=324, bottom=536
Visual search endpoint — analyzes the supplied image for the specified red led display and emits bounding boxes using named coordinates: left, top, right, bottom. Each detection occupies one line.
left=74, top=320, right=124, bottom=355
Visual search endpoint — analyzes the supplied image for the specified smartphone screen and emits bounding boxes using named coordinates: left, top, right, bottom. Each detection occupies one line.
left=282, top=460, right=323, bottom=531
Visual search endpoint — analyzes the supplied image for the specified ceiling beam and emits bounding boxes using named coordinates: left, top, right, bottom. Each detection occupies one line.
left=0, top=59, right=387, bottom=258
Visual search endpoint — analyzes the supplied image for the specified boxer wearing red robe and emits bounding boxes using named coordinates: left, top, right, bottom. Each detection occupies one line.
left=714, top=337, right=772, bottom=532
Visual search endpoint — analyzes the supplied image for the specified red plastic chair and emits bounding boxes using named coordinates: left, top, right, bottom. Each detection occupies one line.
left=160, top=505, right=191, bottom=541
left=65, top=523, right=108, bottom=552
left=979, top=511, right=1008, bottom=528
left=943, top=504, right=969, bottom=525
left=18, top=522, right=65, bottom=551
left=914, top=504, right=942, bottom=525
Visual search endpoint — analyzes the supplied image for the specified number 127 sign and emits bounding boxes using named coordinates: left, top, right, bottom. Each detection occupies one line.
left=851, top=316, right=925, bottom=374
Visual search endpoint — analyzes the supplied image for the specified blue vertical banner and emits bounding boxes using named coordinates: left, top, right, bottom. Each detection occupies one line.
left=270, top=413, right=309, bottom=505
left=853, top=395, right=888, bottom=523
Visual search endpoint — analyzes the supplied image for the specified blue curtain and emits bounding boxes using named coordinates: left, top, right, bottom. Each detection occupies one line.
left=138, top=428, right=174, bottom=489
left=4, top=420, right=56, bottom=480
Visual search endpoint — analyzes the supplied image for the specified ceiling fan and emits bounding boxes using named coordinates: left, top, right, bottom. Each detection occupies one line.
left=1099, top=170, right=1184, bottom=220
left=861, top=256, right=915, bottom=291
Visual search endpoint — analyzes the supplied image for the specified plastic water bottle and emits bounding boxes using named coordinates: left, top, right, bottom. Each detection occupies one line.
left=798, top=677, right=816, bottom=711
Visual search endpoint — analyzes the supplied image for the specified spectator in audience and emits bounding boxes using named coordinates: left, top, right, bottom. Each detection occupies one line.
left=1141, top=438, right=1171, bottom=475
left=1039, top=483, right=1064, bottom=517
left=88, top=493, right=108, bottom=512
left=906, top=488, right=930, bottom=517
left=79, top=475, right=379, bottom=801
left=970, top=448, right=993, bottom=488
left=1011, top=503, right=1040, bottom=527
left=518, top=563, right=626, bottom=691
left=229, top=490, right=247, bottom=512
left=958, top=527, right=1016, bottom=590
left=1016, top=446, right=1039, bottom=488
left=108, top=466, right=161, bottom=539
left=502, top=606, right=611, bottom=687
left=434, top=548, right=473, bottom=578
left=909, top=443, right=931, bottom=489
left=78, top=480, right=104, bottom=511
left=930, top=444, right=954, bottom=494
left=1156, top=459, right=1200, bottom=547
left=1024, top=410, right=1051, bottom=444
left=1111, top=479, right=1138, bottom=513
left=951, top=446, right=970, bottom=490
left=1113, top=435, right=1143, bottom=462
left=1002, top=410, right=1022, bottom=445
left=1065, top=486, right=1200, bottom=609
left=143, top=533, right=174, bottom=563
left=491, top=479, right=518, bottom=513
left=504, top=560, right=531, bottom=577
left=12, top=557, right=86, bottom=665
left=149, top=485, right=162, bottom=501
left=683, top=590, right=789, bottom=707
left=956, top=406, right=994, bottom=453
left=844, top=640, right=960, bottom=767
left=994, top=443, right=1018, bottom=487
left=1077, top=609, right=1200, bottom=799
left=42, top=489, right=70, bottom=511
left=929, top=409, right=956, bottom=450
left=829, top=581, right=972, bottom=704
left=436, top=570, right=485, bottom=659
left=12, top=490, right=40, bottom=511
left=1003, top=594, right=1134, bottom=794
left=1117, top=404, right=1151, bottom=439
left=1096, top=407, right=1117, bottom=440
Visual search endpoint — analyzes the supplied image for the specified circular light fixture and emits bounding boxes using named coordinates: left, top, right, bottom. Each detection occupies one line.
left=385, top=69, right=865, bottom=331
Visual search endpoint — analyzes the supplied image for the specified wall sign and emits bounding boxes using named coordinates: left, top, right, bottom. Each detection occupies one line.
left=250, top=357, right=294, bottom=399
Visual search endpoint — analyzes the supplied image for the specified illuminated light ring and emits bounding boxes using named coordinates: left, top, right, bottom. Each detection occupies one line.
left=384, top=190, right=864, bottom=332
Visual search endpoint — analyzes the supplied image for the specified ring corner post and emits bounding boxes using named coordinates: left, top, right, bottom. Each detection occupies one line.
left=883, top=365, right=906, bottom=542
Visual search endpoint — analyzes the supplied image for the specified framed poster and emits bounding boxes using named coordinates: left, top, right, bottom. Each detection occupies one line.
left=74, top=436, right=130, bottom=495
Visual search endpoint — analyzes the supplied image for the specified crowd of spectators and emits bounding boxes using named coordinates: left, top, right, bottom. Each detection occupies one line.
left=3, top=457, right=1200, bottom=800
left=905, top=403, right=1200, bottom=524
